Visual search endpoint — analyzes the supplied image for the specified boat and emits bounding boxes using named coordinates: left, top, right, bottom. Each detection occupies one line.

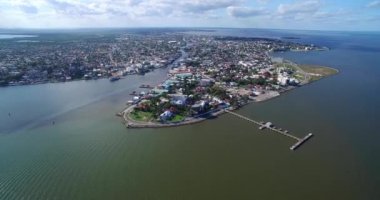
left=139, top=84, right=153, bottom=89
left=110, top=76, right=121, bottom=82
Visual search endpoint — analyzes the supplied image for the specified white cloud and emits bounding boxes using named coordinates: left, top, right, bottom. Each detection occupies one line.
left=277, top=0, right=321, bottom=15
left=0, top=0, right=242, bottom=17
left=227, top=6, right=268, bottom=18
left=41, top=0, right=242, bottom=17
left=0, top=0, right=378, bottom=30
left=0, top=0, right=244, bottom=28
left=19, top=4, right=39, bottom=14
left=367, top=1, right=380, bottom=8
left=228, top=0, right=323, bottom=20
left=256, top=0, right=270, bottom=4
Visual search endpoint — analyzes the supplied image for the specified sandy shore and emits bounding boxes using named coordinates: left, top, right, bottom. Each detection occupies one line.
left=252, top=91, right=280, bottom=102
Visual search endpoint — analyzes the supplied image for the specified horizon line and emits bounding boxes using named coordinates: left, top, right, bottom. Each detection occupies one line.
left=0, top=26, right=380, bottom=33
left=0, top=27, right=380, bottom=33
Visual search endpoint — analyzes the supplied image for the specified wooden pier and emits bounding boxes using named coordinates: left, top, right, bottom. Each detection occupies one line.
left=225, top=109, right=313, bottom=151
left=290, top=133, right=313, bottom=151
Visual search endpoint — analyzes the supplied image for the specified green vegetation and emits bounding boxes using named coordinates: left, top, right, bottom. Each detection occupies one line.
left=130, top=111, right=154, bottom=122
left=208, top=85, right=229, bottom=99
left=299, top=65, right=339, bottom=81
left=275, top=61, right=338, bottom=83
left=299, top=65, right=339, bottom=75
left=170, top=115, right=185, bottom=122
left=274, top=62, right=297, bottom=71
left=130, top=93, right=192, bottom=123
left=237, top=77, right=267, bottom=86
left=182, top=79, right=198, bottom=95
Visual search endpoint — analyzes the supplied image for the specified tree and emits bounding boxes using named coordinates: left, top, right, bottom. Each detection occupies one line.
left=230, top=96, right=240, bottom=108
left=251, top=77, right=266, bottom=86
left=208, top=86, right=229, bottom=99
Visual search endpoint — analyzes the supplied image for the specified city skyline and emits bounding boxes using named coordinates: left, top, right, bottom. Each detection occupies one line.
left=0, top=0, right=380, bottom=31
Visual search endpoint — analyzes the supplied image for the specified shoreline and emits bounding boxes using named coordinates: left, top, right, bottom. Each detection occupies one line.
left=119, top=104, right=227, bottom=128
left=118, top=62, right=339, bottom=129
left=115, top=41, right=339, bottom=129
left=118, top=64, right=338, bottom=129
left=119, top=87, right=291, bottom=129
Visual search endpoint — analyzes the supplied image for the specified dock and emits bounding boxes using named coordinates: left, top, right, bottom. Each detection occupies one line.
left=290, top=133, right=313, bottom=150
left=225, top=109, right=313, bottom=151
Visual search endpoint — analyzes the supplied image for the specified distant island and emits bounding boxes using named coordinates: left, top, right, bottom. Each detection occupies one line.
left=281, top=36, right=301, bottom=40
left=116, top=34, right=338, bottom=128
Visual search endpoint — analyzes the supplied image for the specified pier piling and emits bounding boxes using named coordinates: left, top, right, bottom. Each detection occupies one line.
left=225, top=109, right=313, bottom=151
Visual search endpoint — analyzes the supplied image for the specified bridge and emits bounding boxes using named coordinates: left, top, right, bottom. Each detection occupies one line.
left=225, top=109, right=313, bottom=151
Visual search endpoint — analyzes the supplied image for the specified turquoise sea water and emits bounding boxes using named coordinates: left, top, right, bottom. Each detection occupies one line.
left=0, top=29, right=379, bottom=199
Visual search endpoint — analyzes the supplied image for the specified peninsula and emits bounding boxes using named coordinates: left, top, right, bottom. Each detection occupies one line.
left=118, top=34, right=338, bottom=128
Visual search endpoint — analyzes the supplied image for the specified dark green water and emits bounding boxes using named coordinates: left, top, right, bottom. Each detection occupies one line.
left=1, top=30, right=380, bottom=199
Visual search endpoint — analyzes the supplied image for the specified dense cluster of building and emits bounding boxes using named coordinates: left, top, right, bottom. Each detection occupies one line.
left=0, top=33, right=182, bottom=86
left=128, top=34, right=321, bottom=123
left=1, top=31, right=321, bottom=123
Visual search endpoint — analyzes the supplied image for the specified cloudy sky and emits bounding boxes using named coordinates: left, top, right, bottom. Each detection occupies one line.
left=0, top=0, right=379, bottom=31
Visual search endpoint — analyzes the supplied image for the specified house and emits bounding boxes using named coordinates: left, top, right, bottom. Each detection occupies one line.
left=170, top=94, right=188, bottom=102
left=162, top=79, right=179, bottom=90
left=289, top=78, right=300, bottom=86
left=159, top=97, right=170, bottom=103
left=191, top=100, right=209, bottom=114
left=199, top=79, right=213, bottom=87
left=277, top=74, right=289, bottom=86
left=176, top=73, right=193, bottom=80
left=172, top=100, right=185, bottom=106
left=169, top=94, right=188, bottom=106
left=160, top=110, right=173, bottom=121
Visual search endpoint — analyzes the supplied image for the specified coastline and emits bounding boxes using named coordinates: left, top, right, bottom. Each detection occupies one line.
left=119, top=104, right=227, bottom=128
left=118, top=87, right=286, bottom=129
left=118, top=62, right=338, bottom=129
left=118, top=88, right=292, bottom=129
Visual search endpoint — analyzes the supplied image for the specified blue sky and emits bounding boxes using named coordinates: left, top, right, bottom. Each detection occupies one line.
left=0, top=0, right=379, bottom=31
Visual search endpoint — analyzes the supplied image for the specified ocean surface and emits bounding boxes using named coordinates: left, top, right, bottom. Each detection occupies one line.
left=0, top=29, right=380, bottom=199
left=0, top=34, right=37, bottom=39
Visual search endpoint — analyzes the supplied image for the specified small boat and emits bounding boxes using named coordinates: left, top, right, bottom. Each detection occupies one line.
left=129, top=91, right=137, bottom=95
left=110, top=76, right=121, bottom=82
left=139, top=84, right=153, bottom=89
